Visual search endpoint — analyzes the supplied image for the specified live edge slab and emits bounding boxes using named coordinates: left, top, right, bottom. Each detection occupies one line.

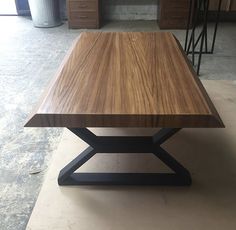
left=25, top=32, right=224, bottom=186
left=25, top=32, right=223, bottom=128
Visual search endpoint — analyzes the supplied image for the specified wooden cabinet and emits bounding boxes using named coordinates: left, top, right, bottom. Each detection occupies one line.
left=159, top=0, right=194, bottom=29
left=67, top=0, right=100, bottom=29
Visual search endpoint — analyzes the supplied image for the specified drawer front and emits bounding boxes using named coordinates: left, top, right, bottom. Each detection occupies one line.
left=69, top=11, right=99, bottom=29
left=159, top=18, right=188, bottom=29
left=70, top=12, right=98, bottom=21
left=69, top=0, right=97, bottom=12
left=161, top=0, right=189, bottom=10
left=161, top=9, right=189, bottom=19
left=67, top=0, right=100, bottom=29
left=160, top=0, right=190, bottom=17
left=159, top=0, right=192, bottom=29
left=70, top=20, right=99, bottom=29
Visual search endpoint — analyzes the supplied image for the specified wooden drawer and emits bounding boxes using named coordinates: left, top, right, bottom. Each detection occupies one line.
left=69, top=0, right=97, bottom=12
left=161, top=9, right=189, bottom=18
left=69, top=12, right=99, bottom=29
left=70, top=12, right=98, bottom=21
left=159, top=0, right=194, bottom=29
left=160, top=18, right=188, bottom=29
left=67, top=0, right=100, bottom=29
left=162, top=0, right=190, bottom=10
left=69, top=20, right=99, bottom=29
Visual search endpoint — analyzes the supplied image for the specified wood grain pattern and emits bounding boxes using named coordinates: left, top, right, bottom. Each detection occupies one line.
left=25, top=32, right=224, bottom=128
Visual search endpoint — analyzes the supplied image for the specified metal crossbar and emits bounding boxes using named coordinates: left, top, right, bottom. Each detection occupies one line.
left=58, top=128, right=192, bottom=186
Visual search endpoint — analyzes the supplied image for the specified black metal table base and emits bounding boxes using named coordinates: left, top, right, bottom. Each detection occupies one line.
left=185, top=0, right=222, bottom=75
left=58, top=128, right=192, bottom=186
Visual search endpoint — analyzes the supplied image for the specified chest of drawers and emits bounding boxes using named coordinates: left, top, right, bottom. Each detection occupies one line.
left=67, top=0, right=100, bottom=29
left=159, top=0, right=194, bottom=29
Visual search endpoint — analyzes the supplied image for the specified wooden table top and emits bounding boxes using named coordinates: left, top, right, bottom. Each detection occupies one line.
left=25, top=32, right=224, bottom=128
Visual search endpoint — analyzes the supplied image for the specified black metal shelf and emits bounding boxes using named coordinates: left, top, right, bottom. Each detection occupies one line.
left=185, top=0, right=222, bottom=75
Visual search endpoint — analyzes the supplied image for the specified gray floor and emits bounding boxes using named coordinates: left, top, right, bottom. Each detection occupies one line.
left=0, top=16, right=235, bottom=230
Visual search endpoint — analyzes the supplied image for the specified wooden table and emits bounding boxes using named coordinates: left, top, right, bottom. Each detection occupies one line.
left=25, top=32, right=224, bottom=186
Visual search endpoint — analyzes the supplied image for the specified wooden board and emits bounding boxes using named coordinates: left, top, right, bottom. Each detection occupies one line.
left=25, top=32, right=224, bottom=128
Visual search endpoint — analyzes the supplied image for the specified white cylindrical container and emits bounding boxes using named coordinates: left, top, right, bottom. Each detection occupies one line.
left=28, top=0, right=62, bottom=28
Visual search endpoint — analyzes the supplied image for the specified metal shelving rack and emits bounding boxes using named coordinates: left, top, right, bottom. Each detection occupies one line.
left=184, top=0, right=222, bottom=75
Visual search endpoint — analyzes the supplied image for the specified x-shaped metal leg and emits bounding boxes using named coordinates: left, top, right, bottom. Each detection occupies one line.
left=58, top=128, right=192, bottom=186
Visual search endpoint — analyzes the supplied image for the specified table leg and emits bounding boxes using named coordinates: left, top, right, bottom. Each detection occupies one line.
left=58, top=128, right=192, bottom=186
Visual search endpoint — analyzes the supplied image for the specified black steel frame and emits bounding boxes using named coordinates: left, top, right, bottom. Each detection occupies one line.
left=58, top=128, right=192, bottom=186
left=185, top=0, right=222, bottom=75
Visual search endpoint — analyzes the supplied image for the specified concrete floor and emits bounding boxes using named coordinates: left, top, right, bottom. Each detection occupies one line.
left=0, top=16, right=235, bottom=230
